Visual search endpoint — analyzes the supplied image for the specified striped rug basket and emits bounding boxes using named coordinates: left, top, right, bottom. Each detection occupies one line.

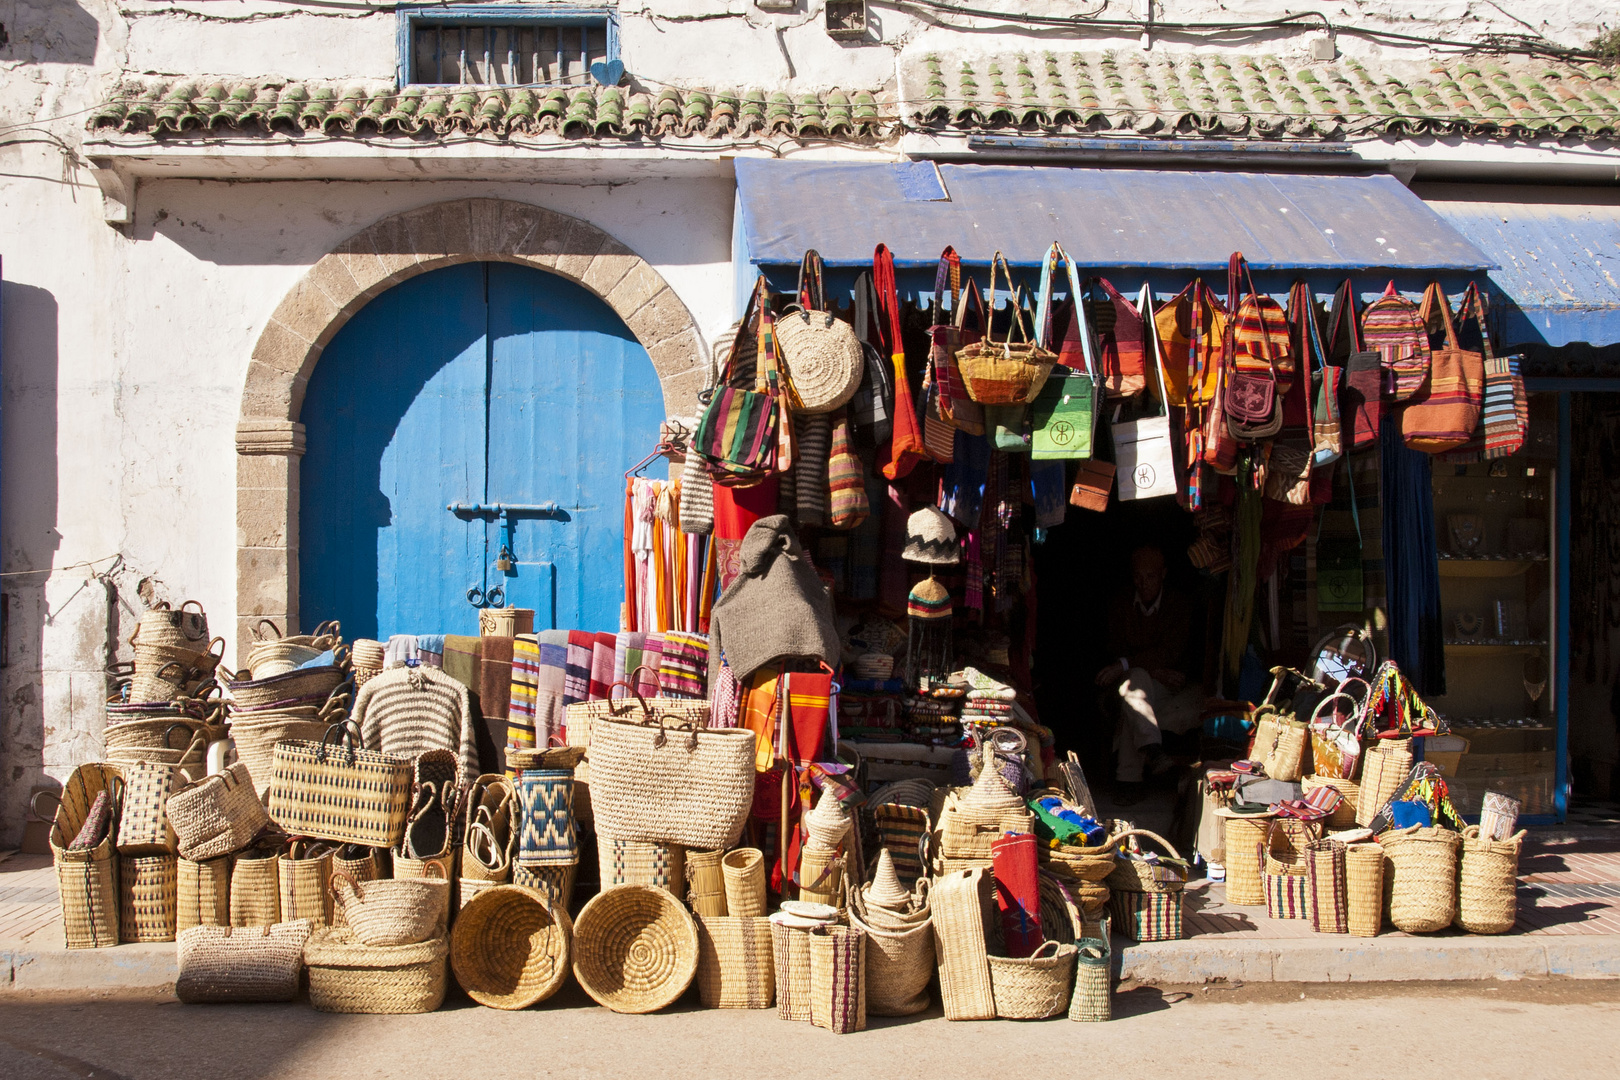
left=1307, top=839, right=1349, bottom=933
left=119, top=854, right=178, bottom=943
left=516, top=769, right=576, bottom=866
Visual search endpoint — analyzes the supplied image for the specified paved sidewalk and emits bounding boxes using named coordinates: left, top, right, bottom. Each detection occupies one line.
left=6, top=829, right=1620, bottom=991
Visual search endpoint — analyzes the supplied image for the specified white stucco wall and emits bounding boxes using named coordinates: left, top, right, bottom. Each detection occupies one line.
left=3, top=0, right=1618, bottom=838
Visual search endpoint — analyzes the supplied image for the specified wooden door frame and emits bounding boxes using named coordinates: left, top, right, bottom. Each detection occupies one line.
left=235, top=198, right=705, bottom=664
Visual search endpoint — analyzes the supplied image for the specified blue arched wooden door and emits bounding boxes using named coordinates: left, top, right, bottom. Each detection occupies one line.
left=300, top=261, right=663, bottom=640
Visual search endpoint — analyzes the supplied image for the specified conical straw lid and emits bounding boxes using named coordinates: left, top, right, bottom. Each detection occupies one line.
left=962, top=754, right=1023, bottom=811
left=865, top=849, right=910, bottom=910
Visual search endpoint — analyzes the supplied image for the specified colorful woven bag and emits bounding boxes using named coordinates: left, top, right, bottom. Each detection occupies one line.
left=1095, top=276, right=1148, bottom=398
left=694, top=278, right=779, bottom=487
left=1441, top=287, right=1527, bottom=462
left=955, top=253, right=1056, bottom=405
left=826, top=409, right=869, bottom=528
left=874, top=243, right=929, bottom=480
left=1224, top=253, right=1293, bottom=443
left=1361, top=281, right=1430, bottom=402
left=1402, top=283, right=1485, bottom=452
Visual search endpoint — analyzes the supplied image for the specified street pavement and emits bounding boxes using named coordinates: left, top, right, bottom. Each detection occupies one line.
left=1, top=980, right=1616, bottom=1080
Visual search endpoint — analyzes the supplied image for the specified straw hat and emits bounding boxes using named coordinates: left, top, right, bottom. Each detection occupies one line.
left=865, top=849, right=911, bottom=911
left=902, top=507, right=960, bottom=565
left=775, top=309, right=864, bottom=414
left=907, top=577, right=953, bottom=621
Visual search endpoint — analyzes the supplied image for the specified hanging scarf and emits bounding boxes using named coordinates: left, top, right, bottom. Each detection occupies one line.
left=1379, top=416, right=1446, bottom=697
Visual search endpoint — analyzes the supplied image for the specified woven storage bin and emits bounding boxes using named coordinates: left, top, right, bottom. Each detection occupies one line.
left=228, top=717, right=332, bottom=803
left=563, top=693, right=711, bottom=748
left=393, top=852, right=456, bottom=936
left=451, top=885, right=573, bottom=1009
left=1221, top=812, right=1271, bottom=906
left=847, top=904, right=932, bottom=1017
left=511, top=863, right=577, bottom=909
left=175, top=919, right=313, bottom=1004
left=119, top=854, right=178, bottom=942
left=1307, top=839, right=1349, bottom=934
left=278, top=841, right=335, bottom=929
left=930, top=867, right=995, bottom=1021
left=686, top=849, right=727, bottom=917
left=1070, top=937, right=1111, bottom=1022
left=1110, top=889, right=1183, bottom=943
left=599, top=836, right=685, bottom=895
left=177, top=856, right=230, bottom=932
left=1356, top=738, right=1413, bottom=828
left=808, top=925, right=867, bottom=1034
left=771, top=914, right=817, bottom=1021
left=226, top=664, right=348, bottom=711
left=304, top=928, right=449, bottom=1014
left=267, top=729, right=411, bottom=848
left=1264, top=818, right=1321, bottom=876
left=1040, top=841, right=1117, bottom=884
left=1382, top=826, right=1461, bottom=933
left=167, top=763, right=268, bottom=861
left=586, top=713, right=752, bottom=851
left=939, top=805, right=1034, bottom=862
left=1302, top=776, right=1359, bottom=830
left=695, top=915, right=775, bottom=1009
left=102, top=720, right=215, bottom=777
left=721, top=848, right=765, bottom=917
left=117, top=760, right=180, bottom=855
left=573, top=884, right=699, bottom=1014
left=229, top=850, right=281, bottom=927
left=798, top=848, right=843, bottom=907
left=46, top=763, right=123, bottom=949
left=1456, top=826, right=1526, bottom=935
left=988, top=940, right=1077, bottom=1020
left=1345, top=842, right=1386, bottom=937
left=333, top=868, right=449, bottom=948
left=1264, top=870, right=1311, bottom=920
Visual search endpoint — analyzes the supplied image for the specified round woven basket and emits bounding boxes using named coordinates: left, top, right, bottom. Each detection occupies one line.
left=774, top=308, right=864, bottom=414
left=451, top=885, right=573, bottom=1009
left=332, top=869, right=447, bottom=947
left=573, top=884, right=698, bottom=1014
left=847, top=900, right=933, bottom=1017
left=986, top=941, right=1078, bottom=1020
left=1040, top=842, right=1117, bottom=883
left=1382, top=826, right=1461, bottom=934
left=304, top=928, right=448, bottom=1014
left=1456, top=826, right=1526, bottom=935
left=225, top=665, right=349, bottom=710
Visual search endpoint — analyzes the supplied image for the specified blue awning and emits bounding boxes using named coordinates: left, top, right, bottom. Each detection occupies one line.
left=734, top=160, right=1494, bottom=273
left=1417, top=184, right=1620, bottom=349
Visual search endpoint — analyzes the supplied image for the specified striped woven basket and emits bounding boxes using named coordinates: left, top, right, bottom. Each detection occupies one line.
left=119, top=854, right=178, bottom=943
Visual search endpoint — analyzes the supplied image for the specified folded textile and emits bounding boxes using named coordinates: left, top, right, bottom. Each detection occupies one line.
left=659, top=630, right=709, bottom=699
left=384, top=634, right=418, bottom=669
left=508, top=636, right=540, bottom=752
left=612, top=632, right=643, bottom=698
left=478, top=636, right=515, bottom=776
left=416, top=633, right=446, bottom=669
left=442, top=635, right=481, bottom=694
left=589, top=632, right=616, bottom=701
left=564, top=631, right=594, bottom=706
left=532, top=631, right=569, bottom=747
left=634, top=634, right=663, bottom=698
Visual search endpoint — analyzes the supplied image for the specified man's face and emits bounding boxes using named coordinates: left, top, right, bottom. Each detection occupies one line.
left=1133, top=551, right=1166, bottom=604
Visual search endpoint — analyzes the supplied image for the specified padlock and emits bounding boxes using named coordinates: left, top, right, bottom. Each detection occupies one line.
left=495, top=544, right=515, bottom=573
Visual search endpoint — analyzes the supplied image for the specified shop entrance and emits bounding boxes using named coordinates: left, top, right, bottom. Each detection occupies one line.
left=298, top=260, right=664, bottom=640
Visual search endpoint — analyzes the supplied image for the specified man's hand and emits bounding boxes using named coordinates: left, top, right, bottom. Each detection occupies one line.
left=1152, top=668, right=1186, bottom=691
left=1095, top=662, right=1126, bottom=687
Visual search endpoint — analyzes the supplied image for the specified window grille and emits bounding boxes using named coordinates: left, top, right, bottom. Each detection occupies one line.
left=399, top=8, right=616, bottom=87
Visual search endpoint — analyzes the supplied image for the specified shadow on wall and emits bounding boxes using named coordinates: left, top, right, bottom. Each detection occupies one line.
left=2, top=0, right=100, bottom=66
left=1, top=279, right=61, bottom=846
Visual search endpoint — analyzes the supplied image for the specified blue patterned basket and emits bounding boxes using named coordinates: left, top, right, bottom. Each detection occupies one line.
left=517, top=769, right=577, bottom=866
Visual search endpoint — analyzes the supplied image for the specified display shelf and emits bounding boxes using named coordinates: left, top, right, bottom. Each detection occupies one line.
left=1436, top=558, right=1544, bottom=578
left=1442, top=640, right=1547, bottom=653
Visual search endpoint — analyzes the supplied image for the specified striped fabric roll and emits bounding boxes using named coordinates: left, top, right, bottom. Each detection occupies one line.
left=508, top=636, right=540, bottom=751
left=658, top=631, right=710, bottom=699
left=563, top=631, right=593, bottom=705
left=794, top=412, right=831, bottom=526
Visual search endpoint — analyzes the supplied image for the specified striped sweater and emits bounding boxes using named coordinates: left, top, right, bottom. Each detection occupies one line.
left=353, top=666, right=477, bottom=780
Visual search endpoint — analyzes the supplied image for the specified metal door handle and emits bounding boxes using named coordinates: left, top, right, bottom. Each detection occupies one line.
left=448, top=502, right=563, bottom=517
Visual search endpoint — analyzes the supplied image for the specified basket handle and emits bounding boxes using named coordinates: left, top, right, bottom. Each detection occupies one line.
left=254, top=619, right=284, bottom=642
left=1106, top=827, right=1183, bottom=863
left=1309, top=692, right=1360, bottom=730
left=29, top=789, right=63, bottom=822
left=422, top=860, right=448, bottom=882
left=328, top=869, right=361, bottom=906
left=317, top=721, right=360, bottom=763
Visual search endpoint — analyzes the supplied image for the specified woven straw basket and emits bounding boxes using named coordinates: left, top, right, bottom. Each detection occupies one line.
left=695, top=915, right=775, bottom=1009
left=686, top=848, right=727, bottom=917
left=278, top=841, right=335, bottom=929
left=930, top=866, right=995, bottom=1021
left=1221, top=812, right=1271, bottom=906
left=721, top=848, right=765, bottom=917
left=118, top=854, right=178, bottom=943
left=1301, top=775, right=1359, bottom=830
left=229, top=850, right=281, bottom=927
left=1356, top=739, right=1414, bottom=828
left=808, top=925, right=867, bottom=1034
left=511, top=863, right=577, bottom=910
left=988, top=940, right=1078, bottom=1020
left=176, top=856, right=230, bottom=933
left=771, top=913, right=818, bottom=1021
left=305, top=928, right=449, bottom=1014
left=451, top=885, right=573, bottom=1009
left=1456, top=826, right=1526, bottom=935
left=573, top=884, right=699, bottom=1014
left=175, top=920, right=313, bottom=1004
left=599, top=836, right=685, bottom=895
left=332, top=868, right=448, bottom=947
left=1307, top=839, right=1349, bottom=934
left=1382, top=826, right=1461, bottom=933
left=776, top=308, right=865, bottom=414
left=1344, top=842, right=1386, bottom=937
left=167, top=762, right=269, bottom=862
left=44, top=763, right=123, bottom=949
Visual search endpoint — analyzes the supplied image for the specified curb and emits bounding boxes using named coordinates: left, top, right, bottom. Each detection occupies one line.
left=1117, top=934, right=1620, bottom=983
left=3, top=942, right=177, bottom=993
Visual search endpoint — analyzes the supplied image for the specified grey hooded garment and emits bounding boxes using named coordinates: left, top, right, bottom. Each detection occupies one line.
left=708, top=514, right=840, bottom=686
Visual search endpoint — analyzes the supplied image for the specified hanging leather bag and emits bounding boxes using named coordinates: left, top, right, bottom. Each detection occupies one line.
left=694, top=278, right=780, bottom=487
left=1329, top=280, right=1383, bottom=451
left=1402, top=283, right=1486, bottom=453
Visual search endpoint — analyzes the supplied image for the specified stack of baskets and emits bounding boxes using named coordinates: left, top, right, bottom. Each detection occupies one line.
left=1105, top=829, right=1188, bottom=943
left=1262, top=818, right=1321, bottom=921
left=512, top=756, right=580, bottom=908
left=798, top=790, right=851, bottom=907
left=846, top=849, right=932, bottom=1016
left=124, top=602, right=224, bottom=704
left=299, top=866, right=452, bottom=1013
left=932, top=764, right=1032, bottom=875
left=223, top=626, right=352, bottom=803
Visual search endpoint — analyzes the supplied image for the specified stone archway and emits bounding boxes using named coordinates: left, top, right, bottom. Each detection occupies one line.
left=234, top=198, right=706, bottom=660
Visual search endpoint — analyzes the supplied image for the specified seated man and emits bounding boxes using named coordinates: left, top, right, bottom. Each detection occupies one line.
left=1093, top=545, right=1201, bottom=800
